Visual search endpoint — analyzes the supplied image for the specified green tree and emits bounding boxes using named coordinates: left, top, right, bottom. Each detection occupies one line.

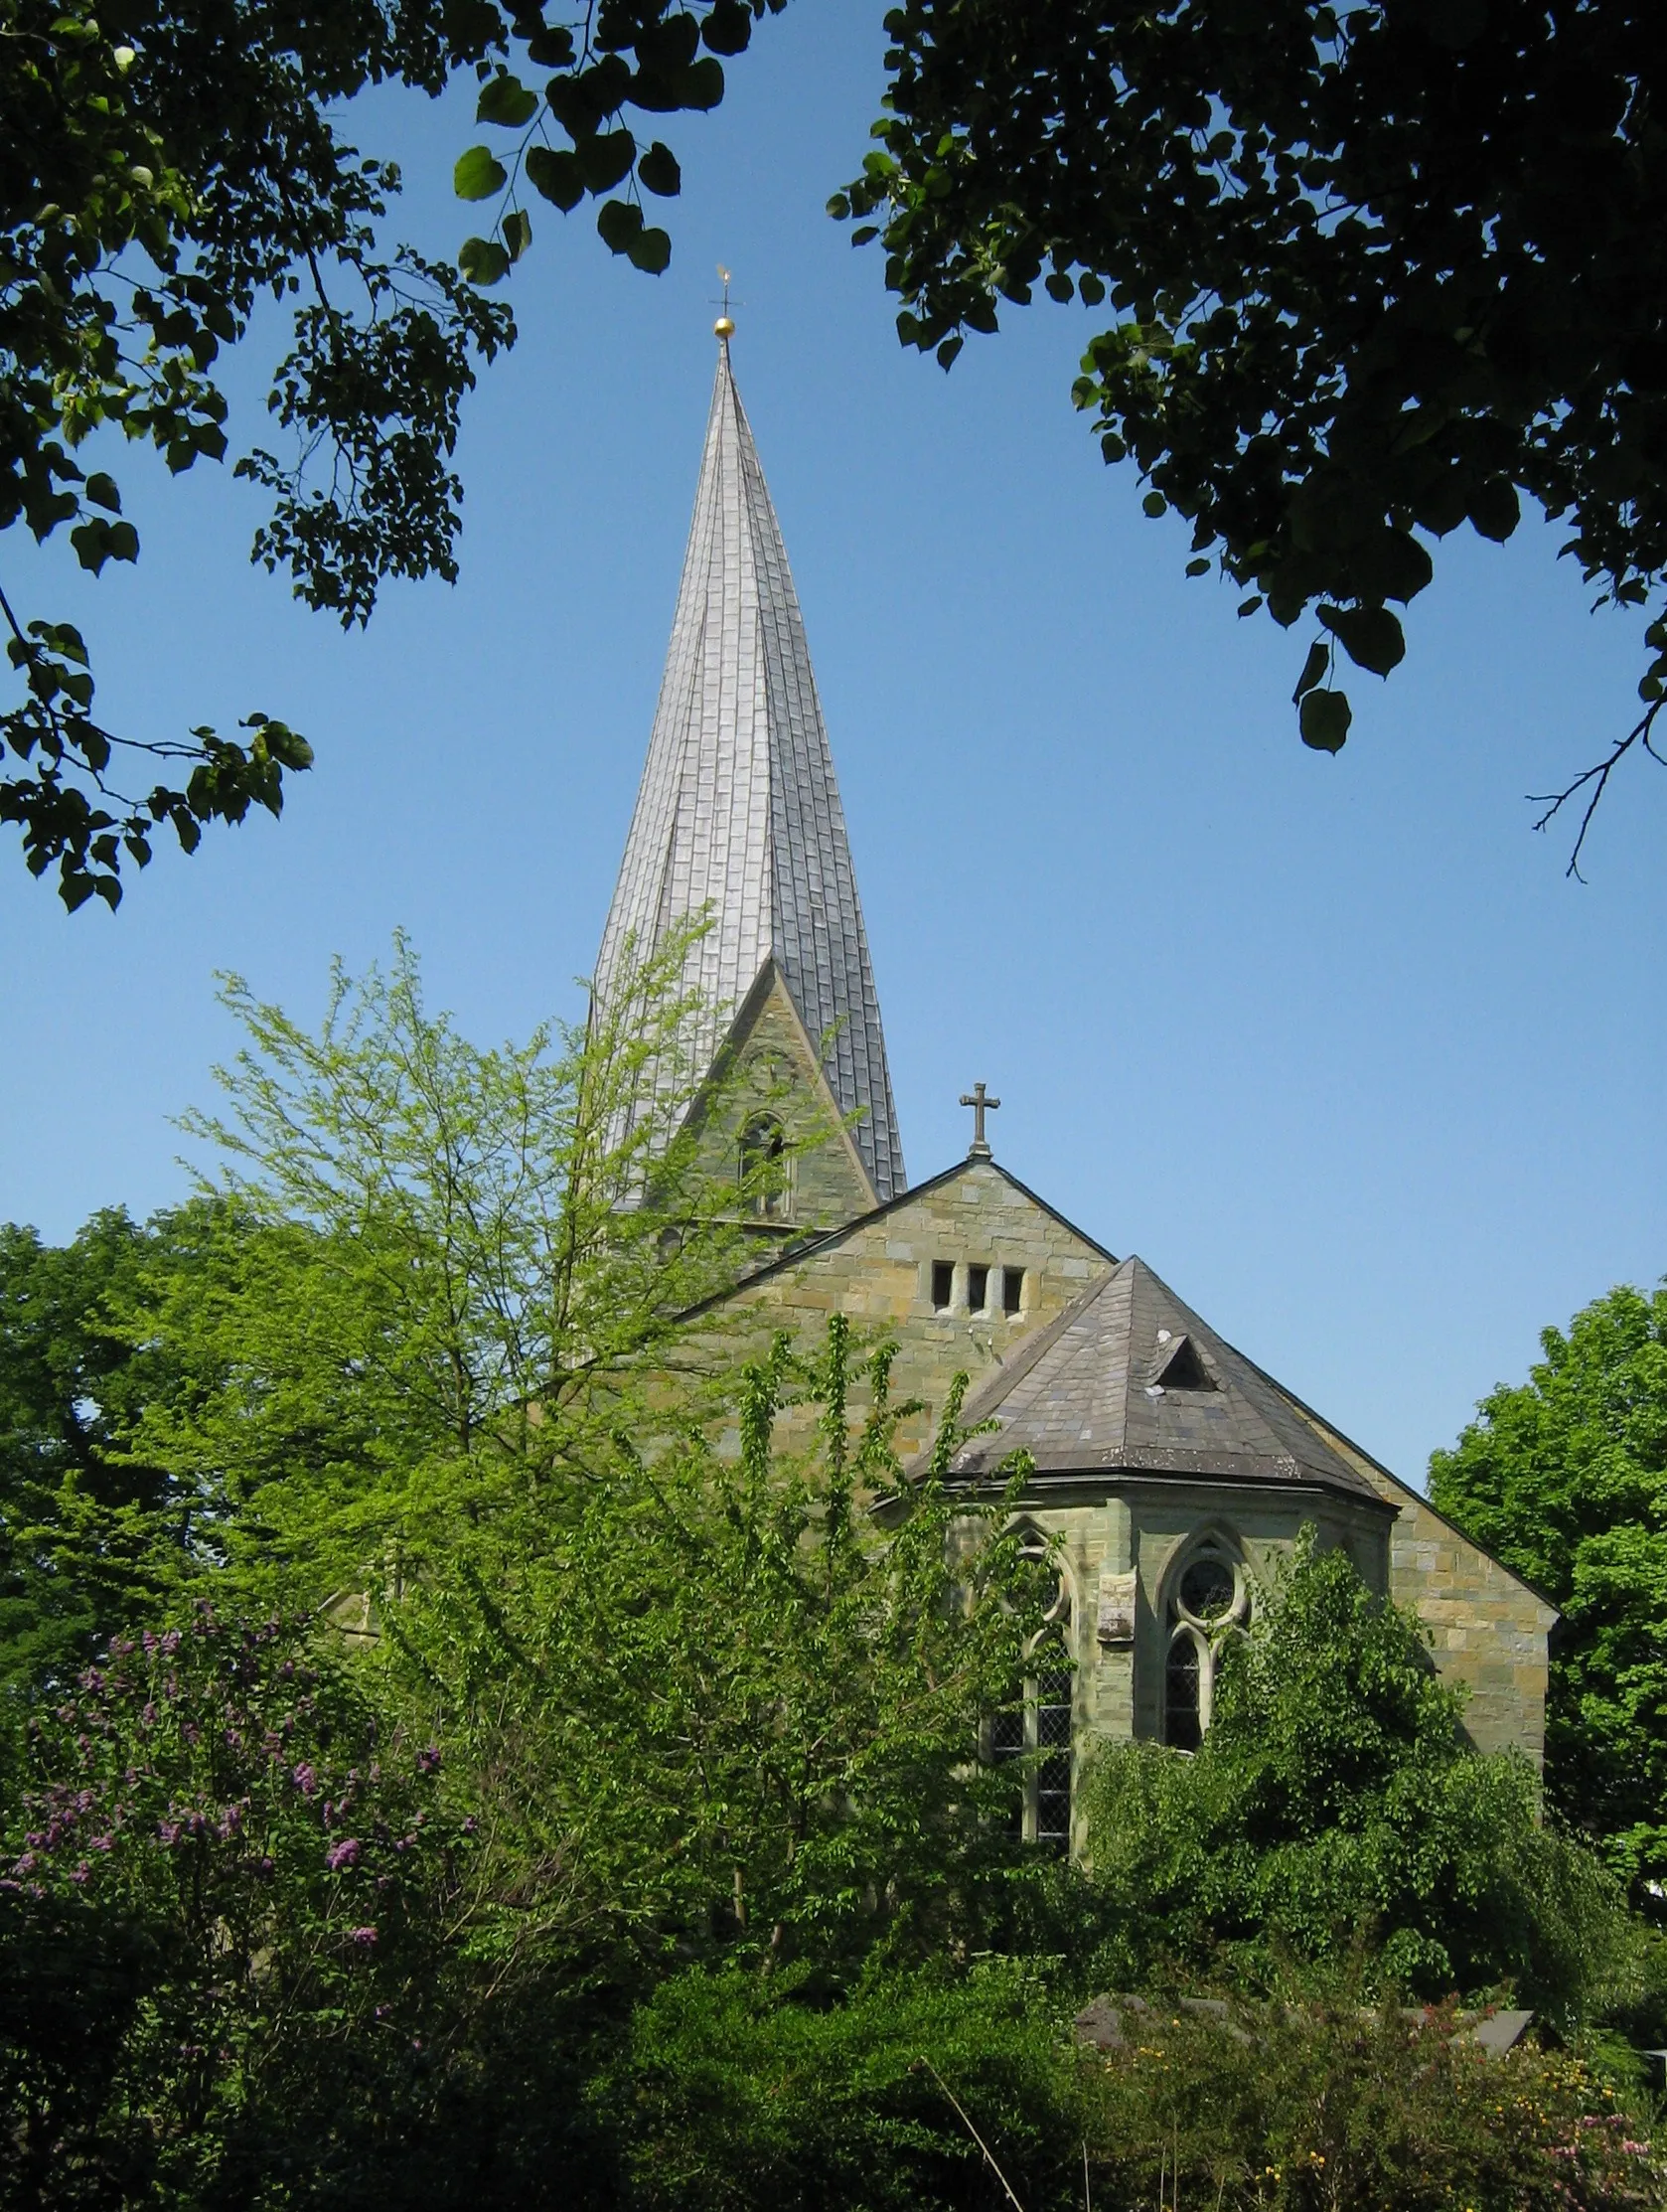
left=108, top=922, right=771, bottom=1614
left=0, top=1207, right=196, bottom=1712
left=2, top=0, right=780, bottom=909
left=382, top=1316, right=1058, bottom=1986
left=837, top=0, right=1666, bottom=861
left=1082, top=1532, right=1643, bottom=2020
left=1430, top=1283, right=1667, bottom=1905
left=0, top=1318, right=1056, bottom=2208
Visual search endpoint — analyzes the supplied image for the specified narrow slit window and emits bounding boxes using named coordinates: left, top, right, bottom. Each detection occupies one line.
left=1002, top=1266, right=1024, bottom=1316
left=931, top=1260, right=955, bottom=1312
left=968, top=1263, right=989, bottom=1313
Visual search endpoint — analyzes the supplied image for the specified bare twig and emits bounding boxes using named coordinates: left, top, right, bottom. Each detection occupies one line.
left=1528, top=697, right=1665, bottom=880
left=913, top=2056, right=1026, bottom=2212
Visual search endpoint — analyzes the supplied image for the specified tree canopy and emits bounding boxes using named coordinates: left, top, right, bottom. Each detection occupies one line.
left=1430, top=1282, right=1667, bottom=1906
left=837, top=0, right=1667, bottom=864
left=2, top=0, right=781, bottom=909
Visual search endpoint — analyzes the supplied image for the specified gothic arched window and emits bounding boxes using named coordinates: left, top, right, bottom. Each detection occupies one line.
left=738, top=1114, right=790, bottom=1221
left=990, top=1539, right=1074, bottom=1853
left=1162, top=1539, right=1248, bottom=1750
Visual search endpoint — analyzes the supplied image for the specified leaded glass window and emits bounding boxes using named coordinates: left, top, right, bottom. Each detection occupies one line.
left=991, top=1541, right=1074, bottom=1854
left=1163, top=1539, right=1248, bottom=1750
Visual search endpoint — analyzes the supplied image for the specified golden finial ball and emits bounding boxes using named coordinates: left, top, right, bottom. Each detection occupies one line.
left=713, top=314, right=735, bottom=338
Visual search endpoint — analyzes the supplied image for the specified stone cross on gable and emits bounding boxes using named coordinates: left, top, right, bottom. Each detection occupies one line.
left=960, top=1081, right=1000, bottom=1159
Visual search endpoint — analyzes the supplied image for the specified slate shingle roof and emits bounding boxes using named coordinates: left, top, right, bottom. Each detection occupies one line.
left=944, top=1255, right=1385, bottom=1502
left=593, top=340, right=904, bottom=1201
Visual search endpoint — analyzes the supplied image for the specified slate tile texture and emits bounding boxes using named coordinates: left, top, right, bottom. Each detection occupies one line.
left=592, top=339, right=905, bottom=1201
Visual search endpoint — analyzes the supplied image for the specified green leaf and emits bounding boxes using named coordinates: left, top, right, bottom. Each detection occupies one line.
left=106, top=521, right=139, bottom=562
left=1350, top=527, right=1434, bottom=605
left=477, top=73, right=539, bottom=128
left=454, top=146, right=509, bottom=202
left=1316, top=603, right=1405, bottom=678
left=628, top=226, right=671, bottom=274
left=596, top=199, right=644, bottom=255
left=1044, top=271, right=1075, bottom=303
left=1141, top=491, right=1167, bottom=518
left=1185, top=556, right=1211, bottom=577
left=1466, top=477, right=1521, bottom=543
left=503, top=209, right=532, bottom=262
left=637, top=141, right=681, bottom=197
left=1298, top=689, right=1352, bottom=752
left=526, top=145, right=584, bottom=212
left=579, top=130, right=637, bottom=193
left=701, top=0, right=753, bottom=54
left=84, top=472, right=121, bottom=514
left=1291, top=640, right=1330, bottom=702
left=71, top=518, right=111, bottom=572
left=680, top=55, right=724, bottom=109
left=458, top=236, right=511, bottom=285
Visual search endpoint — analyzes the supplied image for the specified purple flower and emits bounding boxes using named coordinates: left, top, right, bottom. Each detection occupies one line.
left=292, top=1762, right=318, bottom=1799
left=417, top=1746, right=441, bottom=1775
left=160, top=1630, right=180, bottom=1656
left=326, top=1837, right=362, bottom=1871
left=348, top=1925, right=378, bottom=1947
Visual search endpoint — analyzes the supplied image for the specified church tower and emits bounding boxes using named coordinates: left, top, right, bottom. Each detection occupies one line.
left=593, top=330, right=905, bottom=1224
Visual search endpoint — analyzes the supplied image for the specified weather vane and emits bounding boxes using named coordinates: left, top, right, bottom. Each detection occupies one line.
left=713, top=264, right=736, bottom=341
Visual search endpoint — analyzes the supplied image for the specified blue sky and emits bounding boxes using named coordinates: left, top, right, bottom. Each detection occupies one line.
left=3, top=1, right=1662, bottom=1488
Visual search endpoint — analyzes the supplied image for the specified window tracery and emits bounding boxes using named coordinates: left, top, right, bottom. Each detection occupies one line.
left=1162, top=1536, right=1249, bottom=1750
left=991, top=1535, right=1074, bottom=1852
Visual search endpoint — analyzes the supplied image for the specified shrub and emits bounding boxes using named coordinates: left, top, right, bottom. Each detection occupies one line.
left=1082, top=1532, right=1653, bottom=2021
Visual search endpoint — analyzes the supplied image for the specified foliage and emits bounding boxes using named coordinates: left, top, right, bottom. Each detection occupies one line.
left=600, top=1957, right=1083, bottom=2212
left=837, top=0, right=1667, bottom=851
left=1430, top=1282, right=1667, bottom=1907
left=1082, top=1993, right=1664, bottom=2212
left=0, top=1315, right=1063, bottom=2208
left=2, top=1, right=780, bottom=909
left=0, top=1209, right=189, bottom=1715
left=0, top=1608, right=466, bottom=2207
left=102, top=921, right=767, bottom=1613
left=590, top=1960, right=1667, bottom=2212
left=1082, top=1532, right=1646, bottom=2019
left=381, top=1313, right=1058, bottom=1984
left=0, top=922, right=784, bottom=1718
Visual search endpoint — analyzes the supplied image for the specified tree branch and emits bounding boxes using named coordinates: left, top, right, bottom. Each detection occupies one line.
left=1528, top=699, right=1666, bottom=881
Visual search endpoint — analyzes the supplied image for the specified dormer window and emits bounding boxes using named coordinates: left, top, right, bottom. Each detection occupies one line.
left=1151, top=1331, right=1215, bottom=1391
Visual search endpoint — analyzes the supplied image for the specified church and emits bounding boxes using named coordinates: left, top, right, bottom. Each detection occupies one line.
left=591, top=321, right=1555, bottom=1849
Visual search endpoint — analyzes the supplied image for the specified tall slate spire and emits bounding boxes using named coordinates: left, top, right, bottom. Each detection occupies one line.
left=593, top=337, right=905, bottom=1203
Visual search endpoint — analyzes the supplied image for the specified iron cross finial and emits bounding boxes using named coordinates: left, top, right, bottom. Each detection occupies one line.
left=959, top=1081, right=1000, bottom=1159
